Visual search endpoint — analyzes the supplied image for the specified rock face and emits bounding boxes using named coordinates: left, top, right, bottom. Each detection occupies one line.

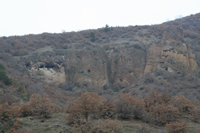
left=26, top=39, right=198, bottom=90
left=60, top=45, right=146, bottom=89
left=24, top=26, right=199, bottom=90
left=64, top=49, right=109, bottom=88
left=24, top=43, right=146, bottom=89
left=144, top=43, right=198, bottom=74
left=29, top=62, right=66, bottom=84
left=144, top=45, right=162, bottom=73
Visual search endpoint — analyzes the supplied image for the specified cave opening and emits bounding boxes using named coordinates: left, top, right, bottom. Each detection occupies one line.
left=26, top=63, right=31, bottom=67
left=45, top=63, right=55, bottom=69
left=39, top=64, right=45, bottom=68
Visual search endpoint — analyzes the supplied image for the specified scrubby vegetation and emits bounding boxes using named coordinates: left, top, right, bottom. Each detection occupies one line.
left=166, top=122, right=188, bottom=133
left=2, top=78, right=199, bottom=131
left=65, top=91, right=200, bottom=132
left=0, top=13, right=200, bottom=132
left=2, top=90, right=199, bottom=132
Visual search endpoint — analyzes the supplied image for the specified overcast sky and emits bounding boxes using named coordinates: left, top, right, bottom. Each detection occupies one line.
left=0, top=0, right=199, bottom=37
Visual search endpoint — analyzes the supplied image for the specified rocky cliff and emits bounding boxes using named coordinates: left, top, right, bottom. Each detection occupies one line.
left=21, top=35, right=198, bottom=91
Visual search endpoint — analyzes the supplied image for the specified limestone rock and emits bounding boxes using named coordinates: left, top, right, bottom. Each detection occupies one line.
left=144, top=43, right=198, bottom=74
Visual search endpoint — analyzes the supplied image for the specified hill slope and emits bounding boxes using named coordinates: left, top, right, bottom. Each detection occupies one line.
left=0, top=13, right=200, bottom=104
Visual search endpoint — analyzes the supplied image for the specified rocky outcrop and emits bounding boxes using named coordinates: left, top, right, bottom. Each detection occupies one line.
left=144, top=45, right=162, bottom=73
left=63, top=45, right=146, bottom=89
left=26, top=40, right=198, bottom=90
left=63, top=49, right=109, bottom=88
left=29, top=62, right=66, bottom=84
left=144, top=43, right=198, bottom=74
left=26, top=44, right=146, bottom=89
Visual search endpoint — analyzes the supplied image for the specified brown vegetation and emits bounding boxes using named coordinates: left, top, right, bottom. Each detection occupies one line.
left=0, top=90, right=200, bottom=132
left=19, top=94, right=60, bottom=118
left=116, top=93, right=135, bottom=119
left=98, top=98, right=116, bottom=119
left=0, top=94, right=59, bottom=132
left=91, top=119, right=123, bottom=133
left=166, top=122, right=188, bottom=133
left=171, top=96, right=194, bottom=114
left=67, top=92, right=100, bottom=125
left=196, top=128, right=200, bottom=133
left=151, top=104, right=179, bottom=125
left=66, top=91, right=200, bottom=132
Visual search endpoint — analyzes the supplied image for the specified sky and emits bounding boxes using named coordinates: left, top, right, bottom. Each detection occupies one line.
left=0, top=0, right=200, bottom=37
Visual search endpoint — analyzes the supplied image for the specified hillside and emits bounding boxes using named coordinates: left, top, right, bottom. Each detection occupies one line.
left=0, top=12, right=200, bottom=132
left=0, top=13, right=200, bottom=102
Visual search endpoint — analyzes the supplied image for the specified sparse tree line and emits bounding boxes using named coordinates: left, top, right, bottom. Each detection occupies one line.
left=0, top=90, right=200, bottom=132
left=66, top=91, right=200, bottom=133
left=0, top=94, right=60, bottom=133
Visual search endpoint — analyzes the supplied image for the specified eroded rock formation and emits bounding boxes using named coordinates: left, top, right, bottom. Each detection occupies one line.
left=26, top=40, right=198, bottom=90
left=144, top=43, right=198, bottom=74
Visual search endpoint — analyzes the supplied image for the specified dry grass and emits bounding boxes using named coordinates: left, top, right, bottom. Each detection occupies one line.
left=19, top=113, right=71, bottom=133
left=18, top=113, right=200, bottom=133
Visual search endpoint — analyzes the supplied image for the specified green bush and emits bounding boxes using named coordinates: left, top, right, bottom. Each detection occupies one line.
left=0, top=64, right=5, bottom=70
left=134, top=44, right=142, bottom=49
left=90, top=32, right=96, bottom=42
left=0, top=64, right=11, bottom=85
left=104, top=24, right=110, bottom=32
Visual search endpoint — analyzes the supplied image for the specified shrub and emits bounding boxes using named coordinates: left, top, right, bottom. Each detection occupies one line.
left=144, top=90, right=170, bottom=112
left=133, top=44, right=142, bottom=49
left=98, top=99, right=116, bottom=119
left=8, top=119, right=23, bottom=133
left=90, top=32, right=96, bottom=42
left=132, top=99, right=145, bottom=120
left=0, top=64, right=11, bottom=85
left=91, top=120, right=123, bottom=133
left=0, top=103, right=21, bottom=133
left=19, top=103, right=32, bottom=117
left=104, top=24, right=110, bottom=32
left=67, top=92, right=100, bottom=124
left=116, top=93, right=135, bottom=119
left=144, top=90, right=180, bottom=125
left=19, top=94, right=59, bottom=118
left=0, top=103, right=20, bottom=121
left=151, top=104, right=180, bottom=125
left=171, top=96, right=194, bottom=114
left=67, top=104, right=84, bottom=125
left=72, top=121, right=92, bottom=133
left=190, top=107, right=200, bottom=122
left=196, top=128, right=200, bottom=133
left=166, top=122, right=188, bottom=133
left=29, top=94, right=54, bottom=118
left=7, top=119, right=33, bottom=133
